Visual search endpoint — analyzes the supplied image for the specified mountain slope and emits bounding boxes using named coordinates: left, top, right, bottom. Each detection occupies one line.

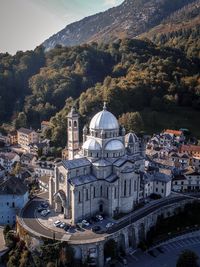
left=140, top=0, right=200, bottom=39
left=43, top=0, right=196, bottom=50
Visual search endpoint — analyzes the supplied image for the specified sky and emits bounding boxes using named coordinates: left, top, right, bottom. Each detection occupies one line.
left=0, top=0, right=123, bottom=55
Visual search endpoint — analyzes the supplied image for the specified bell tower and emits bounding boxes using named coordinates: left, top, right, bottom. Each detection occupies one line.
left=67, top=106, right=79, bottom=160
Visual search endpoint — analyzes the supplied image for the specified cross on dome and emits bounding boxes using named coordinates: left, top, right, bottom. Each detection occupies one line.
left=103, top=101, right=107, bottom=111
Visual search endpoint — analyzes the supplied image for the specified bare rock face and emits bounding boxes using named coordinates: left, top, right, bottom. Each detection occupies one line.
left=42, top=0, right=198, bottom=50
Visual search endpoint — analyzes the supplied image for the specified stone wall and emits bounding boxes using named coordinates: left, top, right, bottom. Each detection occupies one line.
left=17, top=199, right=193, bottom=267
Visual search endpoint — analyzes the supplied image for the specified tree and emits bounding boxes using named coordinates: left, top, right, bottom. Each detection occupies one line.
left=60, top=245, right=75, bottom=266
left=11, top=162, right=21, bottom=176
left=3, top=224, right=11, bottom=237
left=14, top=112, right=27, bottom=129
left=119, top=112, right=144, bottom=133
left=104, top=239, right=117, bottom=260
left=176, top=250, right=199, bottom=267
left=150, top=96, right=163, bottom=111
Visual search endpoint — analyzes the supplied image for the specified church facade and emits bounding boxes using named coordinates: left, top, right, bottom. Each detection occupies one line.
left=49, top=104, right=146, bottom=224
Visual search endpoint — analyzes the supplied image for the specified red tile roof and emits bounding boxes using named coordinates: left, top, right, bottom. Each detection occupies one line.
left=41, top=121, right=50, bottom=126
left=164, top=129, right=182, bottom=136
left=180, top=145, right=200, bottom=153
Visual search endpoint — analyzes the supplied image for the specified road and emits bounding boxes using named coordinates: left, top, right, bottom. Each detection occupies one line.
left=19, top=193, right=193, bottom=242
left=107, top=195, right=189, bottom=234
left=119, top=234, right=200, bottom=267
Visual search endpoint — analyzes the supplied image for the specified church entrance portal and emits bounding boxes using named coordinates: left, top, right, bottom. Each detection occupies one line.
left=56, top=201, right=64, bottom=214
left=54, top=190, right=66, bottom=214
left=99, top=204, right=103, bottom=213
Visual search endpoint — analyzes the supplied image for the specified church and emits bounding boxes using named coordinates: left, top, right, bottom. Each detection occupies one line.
left=49, top=103, right=146, bottom=224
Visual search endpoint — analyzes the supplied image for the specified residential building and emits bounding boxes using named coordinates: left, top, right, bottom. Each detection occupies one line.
left=0, top=152, right=20, bottom=172
left=163, top=129, right=184, bottom=142
left=172, top=168, right=200, bottom=192
left=35, top=161, right=55, bottom=177
left=20, top=153, right=37, bottom=166
left=17, top=128, right=39, bottom=150
left=0, top=165, right=5, bottom=179
left=7, top=131, right=18, bottom=145
left=179, top=145, right=200, bottom=157
left=28, top=139, right=50, bottom=156
left=0, top=176, right=29, bottom=225
left=192, top=156, right=200, bottom=171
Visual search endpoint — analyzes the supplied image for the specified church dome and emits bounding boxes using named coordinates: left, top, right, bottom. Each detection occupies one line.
left=89, top=103, right=119, bottom=131
left=125, top=133, right=138, bottom=144
left=82, top=139, right=101, bottom=151
left=104, top=140, right=124, bottom=151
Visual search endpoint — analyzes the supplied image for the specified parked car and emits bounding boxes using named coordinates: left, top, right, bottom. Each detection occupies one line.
left=53, top=220, right=62, bottom=227
left=41, top=202, right=49, bottom=208
left=41, top=209, right=50, bottom=217
left=92, top=225, right=101, bottom=233
left=91, top=216, right=99, bottom=222
left=68, top=225, right=76, bottom=233
left=82, top=219, right=90, bottom=227
left=106, top=222, right=114, bottom=228
left=96, top=214, right=103, bottom=221
left=76, top=223, right=83, bottom=231
left=64, top=224, right=70, bottom=231
left=60, top=222, right=66, bottom=228
left=37, top=206, right=46, bottom=212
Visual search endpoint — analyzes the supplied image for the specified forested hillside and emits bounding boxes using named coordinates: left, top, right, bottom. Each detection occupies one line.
left=1, top=38, right=199, bottom=146
left=46, top=39, right=200, bottom=145
left=140, top=0, right=200, bottom=58
left=0, top=47, right=45, bottom=122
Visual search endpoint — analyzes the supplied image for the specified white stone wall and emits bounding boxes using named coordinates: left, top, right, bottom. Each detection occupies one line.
left=153, top=180, right=170, bottom=197
left=0, top=192, right=29, bottom=225
left=35, top=166, right=54, bottom=177
left=192, top=157, right=200, bottom=170
left=173, top=174, right=200, bottom=191
left=0, top=154, right=20, bottom=171
left=144, top=181, right=154, bottom=197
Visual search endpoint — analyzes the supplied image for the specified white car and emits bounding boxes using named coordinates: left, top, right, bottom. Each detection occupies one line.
left=96, top=214, right=103, bottom=221
left=106, top=222, right=114, bottom=228
left=60, top=222, right=66, bottom=228
left=53, top=220, right=62, bottom=227
left=82, top=219, right=90, bottom=227
left=41, top=209, right=50, bottom=217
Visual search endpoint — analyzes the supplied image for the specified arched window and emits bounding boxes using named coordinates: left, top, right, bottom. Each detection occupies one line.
left=114, top=187, right=117, bottom=199
left=124, top=180, right=127, bottom=197
left=74, top=121, right=77, bottom=128
left=100, top=185, right=103, bottom=197
left=93, top=187, right=96, bottom=198
left=78, top=191, right=81, bottom=203
left=107, top=187, right=109, bottom=198
left=129, top=180, right=132, bottom=196
left=86, top=189, right=89, bottom=201
left=134, top=180, right=137, bottom=192
left=68, top=121, right=72, bottom=127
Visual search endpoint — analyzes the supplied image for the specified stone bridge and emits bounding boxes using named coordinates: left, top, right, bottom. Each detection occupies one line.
left=17, top=196, right=193, bottom=267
